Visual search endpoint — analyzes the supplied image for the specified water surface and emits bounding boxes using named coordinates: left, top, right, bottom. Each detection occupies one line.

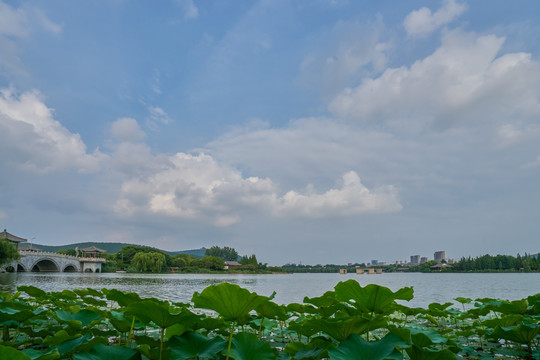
left=1, top=272, right=538, bottom=308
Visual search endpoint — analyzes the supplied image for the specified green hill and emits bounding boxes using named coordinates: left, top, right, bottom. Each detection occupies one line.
left=31, top=242, right=207, bottom=258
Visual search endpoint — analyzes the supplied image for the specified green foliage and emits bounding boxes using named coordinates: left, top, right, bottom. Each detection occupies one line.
left=0, top=238, right=20, bottom=265
left=56, top=249, right=77, bottom=257
left=205, top=246, right=239, bottom=261
left=131, top=252, right=167, bottom=273
left=0, top=281, right=539, bottom=359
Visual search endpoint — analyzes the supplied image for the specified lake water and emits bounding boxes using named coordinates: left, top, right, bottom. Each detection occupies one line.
left=1, top=272, right=539, bottom=308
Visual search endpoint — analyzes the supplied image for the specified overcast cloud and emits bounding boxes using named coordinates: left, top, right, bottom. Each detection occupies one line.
left=1, top=0, right=539, bottom=265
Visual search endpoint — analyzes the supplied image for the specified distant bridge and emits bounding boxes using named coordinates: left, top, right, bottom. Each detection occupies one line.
left=4, top=250, right=105, bottom=273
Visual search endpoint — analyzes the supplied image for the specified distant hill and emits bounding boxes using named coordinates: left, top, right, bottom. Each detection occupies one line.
left=31, top=242, right=207, bottom=258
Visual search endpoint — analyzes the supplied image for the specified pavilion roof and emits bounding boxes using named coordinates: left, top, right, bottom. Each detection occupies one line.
left=0, top=229, right=27, bottom=243
left=80, top=246, right=106, bottom=253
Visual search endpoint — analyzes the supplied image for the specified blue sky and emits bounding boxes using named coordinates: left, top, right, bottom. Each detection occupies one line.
left=1, top=0, right=539, bottom=265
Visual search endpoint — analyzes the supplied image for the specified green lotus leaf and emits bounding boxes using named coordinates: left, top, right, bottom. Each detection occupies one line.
left=0, top=345, right=32, bottom=360
left=18, top=286, right=48, bottom=300
left=405, top=345, right=457, bottom=360
left=80, top=296, right=107, bottom=307
left=490, top=322, right=540, bottom=344
left=303, top=291, right=345, bottom=317
left=285, top=303, right=317, bottom=315
left=102, top=288, right=142, bottom=307
left=410, top=329, right=449, bottom=347
left=228, top=332, right=276, bottom=360
left=55, top=309, right=102, bottom=328
left=73, top=344, right=141, bottom=360
left=427, top=302, right=453, bottom=311
left=126, top=300, right=197, bottom=329
left=21, top=348, right=61, bottom=360
left=484, top=299, right=529, bottom=315
left=0, top=307, right=37, bottom=323
left=54, top=290, right=78, bottom=300
left=527, top=293, right=540, bottom=314
left=303, top=291, right=337, bottom=308
left=108, top=311, right=133, bottom=333
left=169, top=331, right=227, bottom=359
left=192, top=283, right=270, bottom=323
left=300, top=316, right=386, bottom=341
left=195, top=316, right=228, bottom=332
left=482, top=314, right=522, bottom=328
left=328, top=333, right=407, bottom=360
left=334, top=280, right=413, bottom=314
left=73, top=288, right=103, bottom=298
left=255, top=300, right=288, bottom=321
left=48, top=333, right=106, bottom=356
left=44, top=330, right=81, bottom=346
left=454, top=297, right=472, bottom=304
left=284, top=341, right=325, bottom=359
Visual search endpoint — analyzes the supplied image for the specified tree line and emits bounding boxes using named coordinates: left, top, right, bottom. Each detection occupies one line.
left=99, top=245, right=270, bottom=273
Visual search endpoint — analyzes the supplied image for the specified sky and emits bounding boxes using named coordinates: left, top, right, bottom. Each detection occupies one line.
left=1, top=0, right=539, bottom=266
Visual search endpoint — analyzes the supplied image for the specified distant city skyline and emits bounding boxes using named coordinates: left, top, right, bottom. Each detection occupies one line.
left=1, top=0, right=540, bottom=265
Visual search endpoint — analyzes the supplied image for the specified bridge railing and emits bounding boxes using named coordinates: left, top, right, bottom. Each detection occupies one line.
left=18, top=250, right=106, bottom=263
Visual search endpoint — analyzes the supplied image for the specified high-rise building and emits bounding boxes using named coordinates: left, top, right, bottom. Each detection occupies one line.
left=410, top=255, right=420, bottom=265
left=420, top=257, right=428, bottom=264
left=434, top=251, right=446, bottom=263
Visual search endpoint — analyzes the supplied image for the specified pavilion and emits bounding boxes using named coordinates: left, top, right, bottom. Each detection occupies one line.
left=0, top=229, right=27, bottom=250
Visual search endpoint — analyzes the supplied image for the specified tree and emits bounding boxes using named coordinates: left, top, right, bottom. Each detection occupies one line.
left=131, top=251, right=167, bottom=273
left=0, top=239, right=20, bottom=266
left=205, top=246, right=239, bottom=261
left=57, top=249, right=77, bottom=257
left=200, top=255, right=225, bottom=271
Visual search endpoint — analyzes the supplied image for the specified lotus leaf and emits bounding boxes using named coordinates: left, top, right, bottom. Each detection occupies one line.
left=192, top=283, right=269, bottom=323
left=334, top=280, right=413, bottom=314
left=169, top=331, right=227, bottom=359
left=125, top=300, right=189, bottom=329
left=73, top=344, right=141, bottom=360
left=18, top=286, right=48, bottom=300
left=301, top=316, right=386, bottom=341
left=406, top=345, right=457, bottom=360
left=55, top=309, right=102, bottom=328
left=328, top=333, right=407, bottom=360
left=490, top=322, right=540, bottom=344
left=102, top=288, right=141, bottom=307
left=0, top=345, right=32, bottom=360
left=228, top=332, right=276, bottom=360
left=21, top=348, right=61, bottom=360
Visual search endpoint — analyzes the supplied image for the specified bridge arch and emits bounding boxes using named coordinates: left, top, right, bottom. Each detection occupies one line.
left=17, top=264, right=26, bottom=272
left=63, top=264, right=78, bottom=272
left=31, top=258, right=60, bottom=272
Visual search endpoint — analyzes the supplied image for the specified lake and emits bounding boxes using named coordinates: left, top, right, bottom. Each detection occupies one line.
left=1, top=272, right=539, bottom=308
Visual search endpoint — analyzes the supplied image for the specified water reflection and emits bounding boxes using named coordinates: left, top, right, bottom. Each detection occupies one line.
left=1, top=272, right=539, bottom=308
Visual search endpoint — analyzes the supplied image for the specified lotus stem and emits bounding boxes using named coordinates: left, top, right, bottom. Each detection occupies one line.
left=126, top=315, right=135, bottom=346
left=226, top=322, right=235, bottom=360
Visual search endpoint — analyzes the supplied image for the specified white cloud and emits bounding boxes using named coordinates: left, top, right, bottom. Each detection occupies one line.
left=0, top=89, right=105, bottom=173
left=275, top=171, right=402, bottom=218
left=299, top=18, right=389, bottom=98
left=0, top=1, right=29, bottom=37
left=404, top=0, right=467, bottom=37
left=175, top=0, right=199, bottom=20
left=146, top=106, right=172, bottom=131
left=114, top=152, right=402, bottom=224
left=329, top=30, right=540, bottom=134
left=110, top=117, right=146, bottom=142
left=0, top=1, right=61, bottom=77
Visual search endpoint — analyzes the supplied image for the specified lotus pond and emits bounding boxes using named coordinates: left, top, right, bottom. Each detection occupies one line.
left=1, top=281, right=539, bottom=359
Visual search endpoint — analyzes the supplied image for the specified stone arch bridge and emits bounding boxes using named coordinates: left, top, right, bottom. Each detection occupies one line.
left=6, top=250, right=105, bottom=273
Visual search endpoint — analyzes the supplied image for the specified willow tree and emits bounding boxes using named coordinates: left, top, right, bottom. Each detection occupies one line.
left=0, top=239, right=20, bottom=266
